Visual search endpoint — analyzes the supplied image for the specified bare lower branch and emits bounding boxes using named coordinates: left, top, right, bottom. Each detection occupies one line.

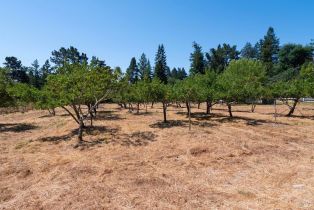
left=61, top=106, right=80, bottom=124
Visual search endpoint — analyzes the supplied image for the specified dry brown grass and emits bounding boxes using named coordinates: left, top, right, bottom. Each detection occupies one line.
left=1, top=103, right=314, bottom=209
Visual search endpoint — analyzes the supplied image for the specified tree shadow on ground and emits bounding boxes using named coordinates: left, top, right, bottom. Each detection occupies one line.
left=39, top=114, right=55, bottom=118
left=264, top=111, right=314, bottom=120
left=36, top=126, right=117, bottom=144
left=175, top=111, right=288, bottom=126
left=36, top=125, right=157, bottom=148
left=211, top=115, right=289, bottom=126
left=109, top=131, right=157, bottom=147
left=80, top=130, right=157, bottom=148
left=176, top=111, right=224, bottom=119
left=149, top=120, right=217, bottom=129
left=131, top=112, right=154, bottom=116
left=85, top=125, right=120, bottom=135
left=149, top=120, right=186, bottom=129
left=94, top=110, right=124, bottom=121
left=285, top=115, right=314, bottom=120
left=232, top=110, right=253, bottom=113
left=37, top=129, right=78, bottom=143
left=0, top=123, right=38, bottom=133
left=59, top=113, right=71, bottom=117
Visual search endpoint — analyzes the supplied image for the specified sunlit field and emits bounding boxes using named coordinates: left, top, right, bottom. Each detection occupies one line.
left=1, top=103, right=314, bottom=209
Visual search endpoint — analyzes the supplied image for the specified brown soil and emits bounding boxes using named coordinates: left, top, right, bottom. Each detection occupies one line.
left=1, top=103, right=314, bottom=209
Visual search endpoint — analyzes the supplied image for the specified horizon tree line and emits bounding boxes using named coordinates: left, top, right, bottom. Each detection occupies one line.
left=1, top=26, right=314, bottom=146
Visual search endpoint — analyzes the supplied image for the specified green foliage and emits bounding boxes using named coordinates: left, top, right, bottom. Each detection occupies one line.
left=278, top=44, right=313, bottom=70
left=4, top=56, right=29, bottom=83
left=7, top=82, right=38, bottom=106
left=129, top=80, right=152, bottom=105
left=138, top=53, right=152, bottom=81
left=271, top=79, right=305, bottom=99
left=241, top=42, right=258, bottom=59
left=150, top=78, right=169, bottom=103
left=174, top=76, right=201, bottom=103
left=29, top=59, right=42, bottom=88
left=206, top=43, right=239, bottom=73
left=300, top=63, right=314, bottom=97
left=216, top=59, right=266, bottom=102
left=126, top=57, right=140, bottom=84
left=90, top=56, right=106, bottom=67
left=190, top=42, right=205, bottom=75
left=0, top=68, right=14, bottom=107
left=154, top=44, right=168, bottom=84
left=258, top=27, right=280, bottom=76
left=45, top=63, right=116, bottom=107
left=168, top=67, right=187, bottom=85
left=35, top=87, right=58, bottom=111
left=268, top=67, right=298, bottom=84
left=50, top=46, right=88, bottom=67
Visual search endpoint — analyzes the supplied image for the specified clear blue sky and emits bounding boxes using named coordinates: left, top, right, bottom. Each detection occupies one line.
left=0, top=0, right=313, bottom=71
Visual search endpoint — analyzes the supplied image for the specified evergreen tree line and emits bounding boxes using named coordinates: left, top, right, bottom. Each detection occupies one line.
left=1, top=27, right=313, bottom=145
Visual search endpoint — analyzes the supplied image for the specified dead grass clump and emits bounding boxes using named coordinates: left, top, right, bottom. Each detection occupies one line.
left=0, top=187, right=13, bottom=202
left=68, top=165, right=98, bottom=179
left=189, top=146, right=209, bottom=156
left=134, top=176, right=169, bottom=188
left=238, top=190, right=256, bottom=199
left=15, top=141, right=29, bottom=149
left=17, top=168, right=32, bottom=178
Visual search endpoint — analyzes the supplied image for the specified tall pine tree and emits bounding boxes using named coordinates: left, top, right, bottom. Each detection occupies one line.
left=4, top=56, right=29, bottom=83
left=126, top=57, right=140, bottom=83
left=138, top=53, right=152, bottom=80
left=41, top=60, right=52, bottom=83
left=154, top=44, right=168, bottom=84
left=190, top=42, right=205, bottom=75
left=258, top=27, right=280, bottom=76
left=241, top=42, right=258, bottom=59
left=30, top=59, right=41, bottom=88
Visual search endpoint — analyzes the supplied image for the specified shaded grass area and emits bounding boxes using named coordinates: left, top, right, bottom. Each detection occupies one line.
left=37, top=125, right=157, bottom=148
left=0, top=123, right=37, bottom=133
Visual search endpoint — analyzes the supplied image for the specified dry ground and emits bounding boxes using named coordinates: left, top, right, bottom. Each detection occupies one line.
left=0, top=103, right=314, bottom=209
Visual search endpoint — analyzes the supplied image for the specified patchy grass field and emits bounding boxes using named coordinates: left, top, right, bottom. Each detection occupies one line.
left=1, top=103, right=314, bottom=209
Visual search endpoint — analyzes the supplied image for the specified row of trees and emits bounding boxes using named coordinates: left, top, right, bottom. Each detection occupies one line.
left=1, top=27, right=313, bottom=146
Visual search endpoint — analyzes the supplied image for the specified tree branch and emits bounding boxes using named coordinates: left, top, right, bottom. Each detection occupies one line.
left=61, top=106, right=80, bottom=124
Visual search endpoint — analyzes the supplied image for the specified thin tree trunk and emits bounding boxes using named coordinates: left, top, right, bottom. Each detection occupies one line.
left=274, top=99, right=277, bottom=122
left=151, top=101, right=154, bottom=108
left=89, top=105, right=94, bottom=127
left=128, top=103, right=132, bottom=112
left=78, top=105, right=84, bottom=117
left=206, top=100, right=212, bottom=114
left=93, top=106, right=97, bottom=117
left=186, top=101, right=190, bottom=117
left=71, top=104, right=81, bottom=122
left=188, top=101, right=191, bottom=131
left=76, top=118, right=84, bottom=147
left=251, top=103, right=256, bottom=113
left=227, top=103, right=233, bottom=117
left=198, top=102, right=201, bottom=109
left=137, top=103, right=140, bottom=114
left=145, top=103, right=148, bottom=113
left=286, top=98, right=299, bottom=117
left=162, top=102, right=167, bottom=123
left=87, top=104, right=94, bottom=118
